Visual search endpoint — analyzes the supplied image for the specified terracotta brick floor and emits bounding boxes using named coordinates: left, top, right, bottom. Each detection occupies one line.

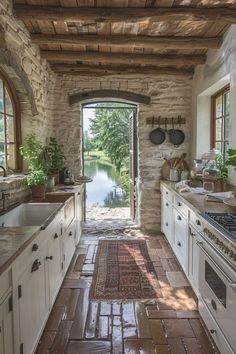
left=36, top=211, right=218, bottom=354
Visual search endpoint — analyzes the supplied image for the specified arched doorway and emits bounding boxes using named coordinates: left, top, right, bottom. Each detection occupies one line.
left=82, top=101, right=138, bottom=221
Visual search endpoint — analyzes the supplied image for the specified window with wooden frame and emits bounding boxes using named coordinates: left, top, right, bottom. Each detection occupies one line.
left=211, top=85, right=230, bottom=156
left=0, top=69, right=21, bottom=171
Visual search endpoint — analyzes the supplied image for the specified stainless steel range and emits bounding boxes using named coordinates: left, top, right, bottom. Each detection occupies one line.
left=197, top=212, right=236, bottom=353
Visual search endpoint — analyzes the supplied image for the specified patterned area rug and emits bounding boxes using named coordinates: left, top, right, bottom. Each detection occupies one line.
left=89, top=239, right=162, bottom=301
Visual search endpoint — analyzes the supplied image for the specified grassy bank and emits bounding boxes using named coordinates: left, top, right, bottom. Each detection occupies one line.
left=84, top=150, right=113, bottom=166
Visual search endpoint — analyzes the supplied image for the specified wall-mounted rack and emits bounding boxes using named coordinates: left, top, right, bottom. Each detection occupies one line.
left=146, top=115, right=186, bottom=126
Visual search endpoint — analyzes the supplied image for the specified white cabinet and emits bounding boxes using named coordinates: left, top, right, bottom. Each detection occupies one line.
left=188, top=227, right=200, bottom=295
left=63, top=220, right=76, bottom=273
left=161, top=196, right=173, bottom=246
left=0, top=292, right=14, bottom=354
left=17, top=249, right=48, bottom=354
left=173, top=207, right=188, bottom=272
left=45, top=227, right=63, bottom=307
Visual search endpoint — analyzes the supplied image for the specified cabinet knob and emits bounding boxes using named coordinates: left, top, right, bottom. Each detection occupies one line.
left=178, top=202, right=181, bottom=207
left=54, top=233, right=59, bottom=239
left=31, top=259, right=41, bottom=272
left=32, top=243, right=39, bottom=252
left=46, top=256, right=53, bottom=260
left=210, top=329, right=216, bottom=334
left=177, top=241, right=181, bottom=247
left=196, top=219, right=201, bottom=226
left=166, top=191, right=168, bottom=195
left=69, top=231, right=73, bottom=236
left=165, top=222, right=168, bottom=227
left=177, top=215, right=182, bottom=221
left=166, top=202, right=169, bottom=207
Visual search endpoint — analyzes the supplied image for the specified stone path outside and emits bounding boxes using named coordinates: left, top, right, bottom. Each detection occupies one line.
left=36, top=208, right=218, bottom=354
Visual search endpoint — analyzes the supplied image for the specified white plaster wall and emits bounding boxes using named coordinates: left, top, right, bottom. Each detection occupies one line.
left=192, top=25, right=236, bottom=184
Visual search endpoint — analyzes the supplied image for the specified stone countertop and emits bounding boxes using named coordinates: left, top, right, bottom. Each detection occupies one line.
left=47, top=183, right=84, bottom=194
left=161, top=180, right=233, bottom=215
left=0, top=226, right=40, bottom=276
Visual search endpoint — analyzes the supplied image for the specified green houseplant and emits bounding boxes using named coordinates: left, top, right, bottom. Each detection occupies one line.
left=47, top=137, right=65, bottom=184
left=20, top=134, right=48, bottom=200
left=225, top=149, right=236, bottom=170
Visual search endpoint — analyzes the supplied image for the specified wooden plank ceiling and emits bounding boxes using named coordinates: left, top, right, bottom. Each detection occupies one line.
left=14, top=0, right=236, bottom=76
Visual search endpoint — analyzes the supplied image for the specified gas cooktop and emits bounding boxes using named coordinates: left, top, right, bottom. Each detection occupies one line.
left=203, top=212, right=236, bottom=241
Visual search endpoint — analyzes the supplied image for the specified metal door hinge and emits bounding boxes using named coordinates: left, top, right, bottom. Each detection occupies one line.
left=8, top=295, right=13, bottom=312
left=18, top=285, right=22, bottom=299
left=20, top=343, right=24, bottom=354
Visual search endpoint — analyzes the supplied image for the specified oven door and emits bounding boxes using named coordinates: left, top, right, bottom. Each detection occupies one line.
left=198, top=238, right=236, bottom=351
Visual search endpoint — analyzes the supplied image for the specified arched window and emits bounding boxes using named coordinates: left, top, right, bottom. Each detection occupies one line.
left=0, top=70, right=21, bottom=171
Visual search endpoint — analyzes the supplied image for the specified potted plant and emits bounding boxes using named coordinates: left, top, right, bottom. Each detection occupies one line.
left=20, top=134, right=48, bottom=199
left=47, top=137, right=65, bottom=185
left=225, top=149, right=236, bottom=170
left=25, top=170, right=48, bottom=200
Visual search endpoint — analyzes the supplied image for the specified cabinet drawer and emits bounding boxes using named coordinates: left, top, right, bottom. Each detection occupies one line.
left=189, top=210, right=204, bottom=232
left=174, top=195, right=189, bottom=218
left=199, top=297, right=235, bottom=354
left=0, top=269, right=11, bottom=300
left=161, top=185, right=172, bottom=202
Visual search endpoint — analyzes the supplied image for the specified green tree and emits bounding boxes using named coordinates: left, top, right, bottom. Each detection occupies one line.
left=90, top=103, right=133, bottom=171
left=83, top=131, right=94, bottom=155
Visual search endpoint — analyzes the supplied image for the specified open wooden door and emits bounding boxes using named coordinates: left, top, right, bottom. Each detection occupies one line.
left=129, top=110, right=138, bottom=221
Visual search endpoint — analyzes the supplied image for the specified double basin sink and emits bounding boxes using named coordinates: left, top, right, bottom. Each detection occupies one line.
left=0, top=193, right=73, bottom=228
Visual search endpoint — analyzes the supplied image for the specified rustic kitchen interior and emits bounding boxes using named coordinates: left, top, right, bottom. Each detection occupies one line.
left=0, top=1, right=236, bottom=353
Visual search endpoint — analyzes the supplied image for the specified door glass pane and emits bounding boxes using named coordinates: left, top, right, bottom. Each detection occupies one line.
left=215, top=118, right=222, bottom=141
left=6, top=116, right=14, bottom=142
left=0, top=114, right=5, bottom=142
left=0, top=143, right=5, bottom=167
left=215, top=141, right=222, bottom=152
left=216, top=95, right=223, bottom=118
left=4, top=87, right=13, bottom=116
left=224, top=92, right=230, bottom=116
left=205, top=261, right=226, bottom=308
left=0, top=80, right=3, bottom=113
left=7, top=143, right=16, bottom=170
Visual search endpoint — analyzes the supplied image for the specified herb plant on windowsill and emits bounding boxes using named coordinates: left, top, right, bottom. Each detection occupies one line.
left=20, top=134, right=48, bottom=199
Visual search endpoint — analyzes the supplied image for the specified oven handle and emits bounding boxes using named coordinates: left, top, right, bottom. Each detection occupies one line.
left=196, top=240, right=236, bottom=287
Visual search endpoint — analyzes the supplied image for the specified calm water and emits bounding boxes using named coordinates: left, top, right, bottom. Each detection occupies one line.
left=84, top=159, right=129, bottom=208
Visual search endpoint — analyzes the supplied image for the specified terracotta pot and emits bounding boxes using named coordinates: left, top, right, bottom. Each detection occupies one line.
left=31, top=184, right=46, bottom=201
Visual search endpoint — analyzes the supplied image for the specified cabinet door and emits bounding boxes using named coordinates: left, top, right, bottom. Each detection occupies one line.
left=63, top=221, right=76, bottom=273
left=173, top=208, right=188, bottom=272
left=46, top=230, right=63, bottom=306
left=18, top=254, right=47, bottom=354
left=75, top=191, right=81, bottom=245
left=161, top=197, right=173, bottom=246
left=0, top=293, right=14, bottom=354
left=188, top=228, right=200, bottom=294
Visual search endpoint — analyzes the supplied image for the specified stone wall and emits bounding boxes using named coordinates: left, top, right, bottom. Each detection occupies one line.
left=52, top=75, right=192, bottom=232
left=0, top=0, right=57, bottom=144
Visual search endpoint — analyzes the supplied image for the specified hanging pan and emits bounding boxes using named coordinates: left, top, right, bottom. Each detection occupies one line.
left=149, top=116, right=165, bottom=145
left=169, top=116, right=185, bottom=146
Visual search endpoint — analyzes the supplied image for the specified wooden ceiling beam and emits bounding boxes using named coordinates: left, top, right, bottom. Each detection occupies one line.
left=41, top=50, right=206, bottom=66
left=50, top=64, right=194, bottom=76
left=32, top=34, right=222, bottom=50
left=14, top=5, right=236, bottom=24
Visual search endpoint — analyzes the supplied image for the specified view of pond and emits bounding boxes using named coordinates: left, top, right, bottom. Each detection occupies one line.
left=84, top=159, right=129, bottom=208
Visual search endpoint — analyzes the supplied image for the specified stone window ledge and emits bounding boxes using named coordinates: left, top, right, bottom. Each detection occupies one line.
left=0, top=174, right=27, bottom=190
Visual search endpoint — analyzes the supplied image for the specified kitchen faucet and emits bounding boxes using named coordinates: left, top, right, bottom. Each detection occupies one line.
left=0, top=165, right=7, bottom=177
